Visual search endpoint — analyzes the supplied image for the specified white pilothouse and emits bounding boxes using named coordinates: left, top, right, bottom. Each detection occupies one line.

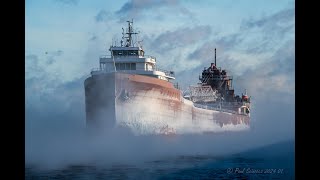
left=91, top=20, right=175, bottom=81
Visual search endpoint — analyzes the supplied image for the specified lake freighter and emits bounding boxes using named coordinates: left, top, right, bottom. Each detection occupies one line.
left=84, top=20, right=250, bottom=135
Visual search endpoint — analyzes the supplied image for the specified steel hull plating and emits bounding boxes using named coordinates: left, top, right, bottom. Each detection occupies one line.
left=84, top=72, right=250, bottom=135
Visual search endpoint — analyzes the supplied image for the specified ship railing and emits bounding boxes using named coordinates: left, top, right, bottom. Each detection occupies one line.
left=200, top=76, right=233, bottom=81
left=222, top=101, right=250, bottom=107
left=154, top=67, right=175, bottom=78
left=90, top=68, right=103, bottom=75
left=116, top=66, right=174, bottom=77
left=115, top=67, right=174, bottom=77
left=194, top=103, right=237, bottom=114
left=91, top=68, right=100, bottom=71
left=99, top=55, right=156, bottom=60
left=89, top=66, right=175, bottom=78
left=99, top=55, right=110, bottom=58
left=221, top=101, right=245, bottom=106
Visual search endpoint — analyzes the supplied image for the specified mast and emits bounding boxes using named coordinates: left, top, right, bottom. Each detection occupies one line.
left=215, top=48, right=216, bottom=66
left=122, top=19, right=138, bottom=47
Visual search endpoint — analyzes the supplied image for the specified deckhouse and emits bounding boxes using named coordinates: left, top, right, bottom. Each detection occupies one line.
left=91, top=20, right=175, bottom=81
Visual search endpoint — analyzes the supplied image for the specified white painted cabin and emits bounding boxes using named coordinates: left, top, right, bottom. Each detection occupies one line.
left=91, top=20, right=175, bottom=81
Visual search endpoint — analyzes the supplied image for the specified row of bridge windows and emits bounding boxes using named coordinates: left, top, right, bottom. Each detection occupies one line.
left=115, top=63, right=136, bottom=70
left=112, top=50, right=144, bottom=56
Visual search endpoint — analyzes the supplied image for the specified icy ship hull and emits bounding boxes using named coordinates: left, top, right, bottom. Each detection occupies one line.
left=84, top=72, right=250, bottom=135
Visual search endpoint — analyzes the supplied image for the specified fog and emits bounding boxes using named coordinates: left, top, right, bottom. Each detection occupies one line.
left=26, top=0, right=294, bottom=171
left=25, top=73, right=294, bottom=170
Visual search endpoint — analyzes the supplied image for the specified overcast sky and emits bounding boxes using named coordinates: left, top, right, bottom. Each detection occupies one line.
left=26, top=0, right=295, bottom=168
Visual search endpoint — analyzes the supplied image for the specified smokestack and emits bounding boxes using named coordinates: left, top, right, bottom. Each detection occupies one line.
left=215, top=48, right=216, bottom=67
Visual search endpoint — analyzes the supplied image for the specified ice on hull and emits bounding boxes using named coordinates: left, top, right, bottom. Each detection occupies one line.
left=85, top=73, right=249, bottom=135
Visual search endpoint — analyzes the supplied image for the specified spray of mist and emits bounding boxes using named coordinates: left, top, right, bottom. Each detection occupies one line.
left=26, top=72, right=294, bottom=171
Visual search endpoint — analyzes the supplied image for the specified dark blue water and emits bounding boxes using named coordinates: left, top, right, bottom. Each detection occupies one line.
left=25, top=140, right=294, bottom=179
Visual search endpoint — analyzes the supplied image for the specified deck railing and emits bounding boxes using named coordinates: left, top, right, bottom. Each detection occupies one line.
left=90, top=66, right=175, bottom=78
left=193, top=103, right=238, bottom=114
left=99, top=55, right=156, bottom=60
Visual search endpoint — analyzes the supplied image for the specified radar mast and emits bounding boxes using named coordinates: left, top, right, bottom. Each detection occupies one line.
left=122, top=19, right=138, bottom=47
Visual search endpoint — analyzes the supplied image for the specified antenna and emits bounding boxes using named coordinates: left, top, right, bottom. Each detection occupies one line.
left=123, top=19, right=138, bottom=47
left=215, top=48, right=217, bottom=67
left=112, top=37, right=115, bottom=47
left=137, top=40, right=143, bottom=49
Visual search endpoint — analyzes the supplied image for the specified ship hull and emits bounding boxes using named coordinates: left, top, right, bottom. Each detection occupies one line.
left=84, top=72, right=250, bottom=135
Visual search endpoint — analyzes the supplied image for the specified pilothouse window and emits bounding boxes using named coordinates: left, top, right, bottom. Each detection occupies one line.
left=113, top=50, right=123, bottom=56
left=128, top=50, right=138, bottom=56
left=112, top=50, right=141, bottom=57
left=115, top=63, right=136, bottom=70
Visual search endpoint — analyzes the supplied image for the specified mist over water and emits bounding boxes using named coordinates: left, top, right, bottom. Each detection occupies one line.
left=25, top=66, right=294, bottom=180
left=25, top=73, right=294, bottom=180
left=25, top=94, right=294, bottom=171
left=26, top=119, right=247, bottom=170
left=26, top=1, right=295, bottom=178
